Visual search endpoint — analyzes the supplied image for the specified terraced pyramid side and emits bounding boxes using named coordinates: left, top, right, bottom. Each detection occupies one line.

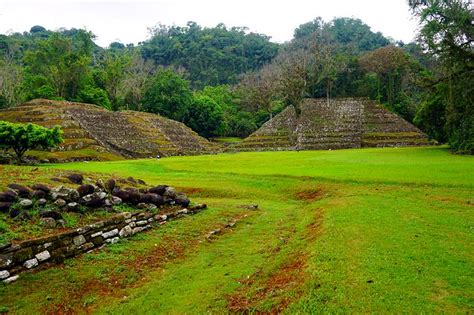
left=231, top=97, right=430, bottom=152
left=0, top=99, right=220, bottom=161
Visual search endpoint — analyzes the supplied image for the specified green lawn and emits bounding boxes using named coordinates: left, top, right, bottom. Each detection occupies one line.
left=0, top=146, right=473, bottom=313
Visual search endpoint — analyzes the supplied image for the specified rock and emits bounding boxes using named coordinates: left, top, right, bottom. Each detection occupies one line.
left=54, top=198, right=67, bottom=207
left=149, top=185, right=168, bottom=195
left=163, top=187, right=177, bottom=201
left=112, top=189, right=128, bottom=200
left=16, top=211, right=32, bottom=221
left=56, top=219, right=66, bottom=228
left=66, top=202, right=80, bottom=212
left=9, top=208, right=21, bottom=218
left=24, top=258, right=38, bottom=269
left=66, top=173, right=83, bottom=184
left=102, top=228, right=119, bottom=239
left=175, top=193, right=190, bottom=207
left=37, top=198, right=47, bottom=206
left=7, top=184, right=31, bottom=198
left=81, top=192, right=107, bottom=207
left=0, top=202, right=13, bottom=213
left=3, top=275, right=19, bottom=284
left=73, top=235, right=86, bottom=246
left=40, top=217, right=56, bottom=228
left=119, top=225, right=133, bottom=238
left=32, top=190, right=46, bottom=199
left=104, top=199, right=112, bottom=207
left=77, top=184, right=95, bottom=197
left=39, top=210, right=62, bottom=219
left=105, top=237, right=119, bottom=244
left=0, top=254, right=13, bottom=269
left=0, top=270, right=10, bottom=280
left=50, top=177, right=62, bottom=182
left=18, top=199, right=33, bottom=208
left=137, top=179, right=146, bottom=185
left=0, top=191, right=17, bottom=202
left=148, top=204, right=157, bottom=210
left=111, top=196, right=122, bottom=205
left=106, top=179, right=116, bottom=192
left=138, top=188, right=148, bottom=194
left=137, top=203, right=148, bottom=209
left=31, top=183, right=50, bottom=194
left=96, top=179, right=105, bottom=189
left=139, top=193, right=164, bottom=206
left=35, top=250, right=51, bottom=262
left=127, top=177, right=136, bottom=184
left=51, top=185, right=79, bottom=202
left=128, top=191, right=141, bottom=205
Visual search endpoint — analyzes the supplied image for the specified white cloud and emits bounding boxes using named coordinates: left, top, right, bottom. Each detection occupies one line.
left=0, top=0, right=419, bottom=47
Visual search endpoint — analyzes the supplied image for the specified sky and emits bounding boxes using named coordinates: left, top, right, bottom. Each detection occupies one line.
left=0, top=0, right=419, bottom=47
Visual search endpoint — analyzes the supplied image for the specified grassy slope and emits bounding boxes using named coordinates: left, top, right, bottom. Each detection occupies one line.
left=0, top=146, right=472, bottom=313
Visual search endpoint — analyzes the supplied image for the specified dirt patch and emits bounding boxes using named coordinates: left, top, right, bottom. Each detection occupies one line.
left=227, top=255, right=308, bottom=314
left=227, top=208, right=324, bottom=313
left=295, top=188, right=324, bottom=202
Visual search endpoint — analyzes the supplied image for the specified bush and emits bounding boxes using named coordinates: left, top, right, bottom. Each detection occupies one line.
left=77, top=85, right=111, bottom=110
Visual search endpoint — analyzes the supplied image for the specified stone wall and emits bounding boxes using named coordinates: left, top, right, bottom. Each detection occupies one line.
left=0, top=205, right=205, bottom=284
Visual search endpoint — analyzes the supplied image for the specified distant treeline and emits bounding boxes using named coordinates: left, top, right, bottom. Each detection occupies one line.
left=0, top=2, right=472, bottom=153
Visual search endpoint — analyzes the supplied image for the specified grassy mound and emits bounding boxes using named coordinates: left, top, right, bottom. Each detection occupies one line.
left=0, top=146, right=472, bottom=313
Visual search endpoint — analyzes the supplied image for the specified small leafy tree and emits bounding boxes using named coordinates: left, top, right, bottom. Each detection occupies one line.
left=0, top=121, right=63, bottom=163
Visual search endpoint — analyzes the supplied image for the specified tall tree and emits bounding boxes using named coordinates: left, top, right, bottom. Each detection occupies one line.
left=409, top=0, right=474, bottom=153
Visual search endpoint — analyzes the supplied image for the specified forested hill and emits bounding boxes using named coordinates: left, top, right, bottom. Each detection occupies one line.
left=141, top=22, right=279, bottom=88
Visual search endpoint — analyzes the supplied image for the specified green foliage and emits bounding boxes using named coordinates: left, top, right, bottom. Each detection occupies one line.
left=76, top=85, right=111, bottom=110
left=409, top=0, right=474, bottom=153
left=414, top=90, right=447, bottom=142
left=141, top=69, right=193, bottom=121
left=0, top=121, right=63, bottom=163
left=184, top=94, right=224, bottom=138
left=141, top=22, right=279, bottom=88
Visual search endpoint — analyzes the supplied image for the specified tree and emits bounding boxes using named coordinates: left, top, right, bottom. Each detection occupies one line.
left=0, top=121, right=63, bottom=163
left=184, top=94, right=224, bottom=138
left=409, top=0, right=474, bottom=153
left=0, top=53, right=23, bottom=108
left=22, top=31, right=94, bottom=100
left=120, top=54, right=156, bottom=110
left=141, top=69, right=193, bottom=121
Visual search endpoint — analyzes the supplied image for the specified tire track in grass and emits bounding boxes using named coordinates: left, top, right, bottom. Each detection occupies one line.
left=226, top=207, right=325, bottom=313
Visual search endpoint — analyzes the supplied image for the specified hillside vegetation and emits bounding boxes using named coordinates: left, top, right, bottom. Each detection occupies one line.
left=0, top=147, right=472, bottom=313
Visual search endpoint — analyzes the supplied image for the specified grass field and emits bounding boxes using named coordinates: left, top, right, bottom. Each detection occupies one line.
left=0, top=146, right=473, bottom=313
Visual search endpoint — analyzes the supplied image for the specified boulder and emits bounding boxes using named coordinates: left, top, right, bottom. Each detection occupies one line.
left=127, top=177, right=136, bottom=184
left=40, top=210, right=62, bottom=220
left=32, top=190, right=46, bottom=199
left=54, top=199, right=67, bottom=207
left=110, top=196, right=122, bottom=205
left=15, top=211, right=32, bottom=221
left=106, top=179, right=116, bottom=192
left=66, top=202, right=80, bottom=212
left=77, top=184, right=95, bottom=197
left=37, top=198, right=47, bottom=206
left=112, top=190, right=129, bottom=202
left=119, top=225, right=133, bottom=238
left=31, top=184, right=50, bottom=194
left=139, top=193, right=163, bottom=206
left=175, top=193, right=190, bottom=207
left=7, top=184, right=31, bottom=198
left=9, top=208, right=21, bottom=219
left=40, top=218, right=56, bottom=229
left=81, top=192, right=107, bottom=208
left=96, top=179, right=105, bottom=190
left=163, top=187, right=177, bottom=202
left=0, top=191, right=18, bottom=202
left=24, top=258, right=38, bottom=269
left=137, top=179, right=146, bottom=185
left=51, top=185, right=79, bottom=202
left=0, top=202, right=13, bottom=213
left=149, top=185, right=168, bottom=195
left=66, top=173, right=83, bottom=184
left=18, top=199, right=33, bottom=208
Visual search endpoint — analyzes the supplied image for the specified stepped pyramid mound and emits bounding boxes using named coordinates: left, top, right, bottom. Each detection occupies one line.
left=0, top=99, right=220, bottom=161
left=232, top=98, right=430, bottom=152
